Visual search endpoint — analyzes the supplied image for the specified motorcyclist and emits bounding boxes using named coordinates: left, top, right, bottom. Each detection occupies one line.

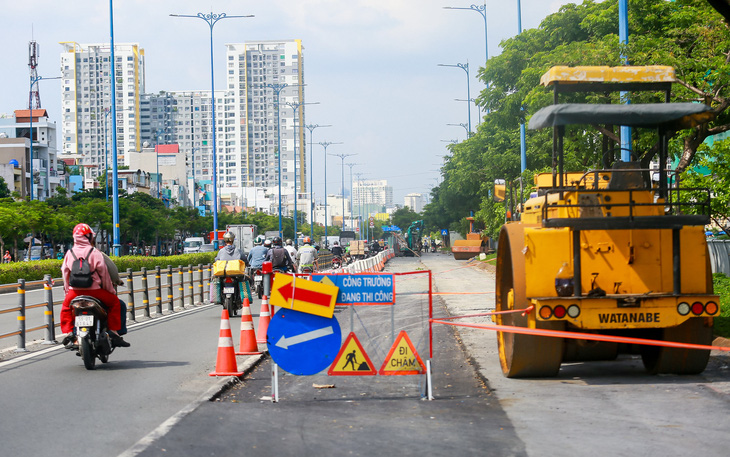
left=370, top=239, right=381, bottom=254
left=247, top=237, right=268, bottom=270
left=212, top=232, right=249, bottom=304
left=330, top=241, right=344, bottom=258
left=265, top=236, right=295, bottom=273
left=284, top=238, right=297, bottom=261
left=60, top=223, right=129, bottom=348
left=296, top=237, right=319, bottom=273
left=215, top=231, right=245, bottom=262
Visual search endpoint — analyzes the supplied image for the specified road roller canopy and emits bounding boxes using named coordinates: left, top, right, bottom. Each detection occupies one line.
left=540, top=65, right=677, bottom=86
left=529, top=103, right=714, bottom=130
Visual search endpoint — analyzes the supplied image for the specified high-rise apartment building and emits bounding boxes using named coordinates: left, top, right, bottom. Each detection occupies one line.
left=226, top=40, right=306, bottom=197
left=404, top=193, right=424, bottom=213
left=58, top=39, right=306, bottom=214
left=59, top=42, right=145, bottom=179
left=354, top=179, right=394, bottom=215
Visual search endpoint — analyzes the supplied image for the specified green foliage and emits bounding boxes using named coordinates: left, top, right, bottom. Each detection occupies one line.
left=429, top=0, right=730, bottom=237
left=0, top=177, right=11, bottom=198
left=712, top=273, right=730, bottom=338
left=0, top=252, right=217, bottom=283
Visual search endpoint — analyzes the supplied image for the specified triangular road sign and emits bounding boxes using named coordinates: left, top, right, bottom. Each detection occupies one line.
left=379, top=331, right=426, bottom=376
left=328, top=332, right=377, bottom=376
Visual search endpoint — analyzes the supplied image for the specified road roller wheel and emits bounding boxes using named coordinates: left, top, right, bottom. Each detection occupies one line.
left=496, top=224, right=564, bottom=378
left=641, top=317, right=713, bottom=375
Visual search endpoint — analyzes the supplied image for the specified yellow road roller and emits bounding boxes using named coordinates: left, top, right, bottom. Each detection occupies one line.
left=496, top=66, right=719, bottom=377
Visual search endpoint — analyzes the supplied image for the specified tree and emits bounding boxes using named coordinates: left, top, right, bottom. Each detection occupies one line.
left=433, top=0, right=730, bottom=235
left=390, top=207, right=420, bottom=231
left=0, top=177, right=11, bottom=199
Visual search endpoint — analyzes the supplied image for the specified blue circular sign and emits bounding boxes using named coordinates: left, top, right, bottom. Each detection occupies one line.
left=267, top=308, right=342, bottom=376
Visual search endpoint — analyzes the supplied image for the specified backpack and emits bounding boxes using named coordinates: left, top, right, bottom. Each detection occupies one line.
left=270, top=247, right=288, bottom=268
left=68, top=247, right=95, bottom=288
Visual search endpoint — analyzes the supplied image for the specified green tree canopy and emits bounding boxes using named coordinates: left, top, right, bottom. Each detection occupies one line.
left=427, top=0, right=730, bottom=237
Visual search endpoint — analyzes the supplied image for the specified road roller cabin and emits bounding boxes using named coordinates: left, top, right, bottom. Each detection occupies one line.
left=495, top=65, right=719, bottom=378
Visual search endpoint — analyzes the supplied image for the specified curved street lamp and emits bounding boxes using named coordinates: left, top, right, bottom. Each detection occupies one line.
left=170, top=11, right=254, bottom=248
left=285, top=101, right=319, bottom=246
left=439, top=63, right=471, bottom=135
left=318, top=141, right=343, bottom=246
left=304, top=124, right=331, bottom=238
left=447, top=123, right=470, bottom=138
left=328, top=153, right=357, bottom=231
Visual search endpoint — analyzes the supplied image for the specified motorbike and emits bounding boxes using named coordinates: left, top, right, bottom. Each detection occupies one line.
left=220, top=275, right=244, bottom=317
left=332, top=256, right=342, bottom=269
left=251, top=268, right=264, bottom=299
left=71, top=296, right=114, bottom=370
left=431, top=244, right=437, bottom=253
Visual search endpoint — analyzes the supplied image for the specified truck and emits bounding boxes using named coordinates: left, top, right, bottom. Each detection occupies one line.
left=494, top=65, right=717, bottom=378
left=225, top=224, right=257, bottom=255
left=339, top=231, right=357, bottom=247
left=183, top=237, right=206, bottom=254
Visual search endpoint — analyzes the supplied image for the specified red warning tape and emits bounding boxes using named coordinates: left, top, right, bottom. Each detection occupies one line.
left=430, top=318, right=730, bottom=352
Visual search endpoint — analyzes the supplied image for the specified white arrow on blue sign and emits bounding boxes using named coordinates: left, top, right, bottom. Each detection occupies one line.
left=267, top=308, right=342, bottom=375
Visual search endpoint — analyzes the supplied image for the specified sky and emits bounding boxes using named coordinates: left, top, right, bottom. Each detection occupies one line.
left=0, top=0, right=572, bottom=209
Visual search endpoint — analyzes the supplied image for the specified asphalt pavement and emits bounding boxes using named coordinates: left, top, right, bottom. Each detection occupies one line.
left=130, top=256, right=526, bottom=457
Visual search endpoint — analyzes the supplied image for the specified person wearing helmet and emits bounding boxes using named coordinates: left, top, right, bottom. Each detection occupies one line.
left=296, top=237, right=318, bottom=273
left=284, top=238, right=297, bottom=263
left=215, top=231, right=246, bottom=262
left=247, top=236, right=269, bottom=270
left=265, top=236, right=295, bottom=272
left=331, top=240, right=344, bottom=258
left=60, top=223, right=129, bottom=348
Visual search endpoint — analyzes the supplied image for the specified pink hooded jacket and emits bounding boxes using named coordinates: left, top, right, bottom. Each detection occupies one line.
left=61, top=231, right=115, bottom=295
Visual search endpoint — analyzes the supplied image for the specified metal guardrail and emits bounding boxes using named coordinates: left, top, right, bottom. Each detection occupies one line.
left=0, top=264, right=213, bottom=352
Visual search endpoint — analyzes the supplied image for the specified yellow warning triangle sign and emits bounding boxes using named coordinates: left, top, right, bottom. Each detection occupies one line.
left=379, top=331, right=426, bottom=376
left=328, top=332, right=376, bottom=376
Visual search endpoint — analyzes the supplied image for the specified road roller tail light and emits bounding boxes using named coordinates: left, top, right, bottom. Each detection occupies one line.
left=677, top=302, right=690, bottom=316
left=691, top=302, right=705, bottom=316
left=705, top=301, right=719, bottom=315
left=567, top=304, right=580, bottom=318
left=553, top=305, right=567, bottom=319
left=539, top=306, right=552, bottom=319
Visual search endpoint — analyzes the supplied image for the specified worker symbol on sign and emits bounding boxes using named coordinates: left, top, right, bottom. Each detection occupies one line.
left=328, top=332, right=376, bottom=376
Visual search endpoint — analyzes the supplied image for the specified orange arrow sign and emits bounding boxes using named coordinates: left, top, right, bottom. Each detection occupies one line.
left=270, top=273, right=339, bottom=318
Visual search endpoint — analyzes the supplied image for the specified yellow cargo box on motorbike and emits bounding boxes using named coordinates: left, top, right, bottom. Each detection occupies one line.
left=213, top=259, right=246, bottom=276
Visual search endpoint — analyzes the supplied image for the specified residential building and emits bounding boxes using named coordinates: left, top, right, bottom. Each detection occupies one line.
left=59, top=42, right=145, bottom=181
left=404, top=193, right=424, bottom=213
left=0, top=109, right=64, bottom=199
left=353, top=179, right=393, bottom=216
left=226, top=40, right=306, bottom=198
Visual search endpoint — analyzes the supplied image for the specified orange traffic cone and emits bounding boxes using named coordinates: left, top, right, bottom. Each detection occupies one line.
left=256, top=295, right=271, bottom=344
left=209, top=309, right=244, bottom=377
left=236, top=298, right=261, bottom=355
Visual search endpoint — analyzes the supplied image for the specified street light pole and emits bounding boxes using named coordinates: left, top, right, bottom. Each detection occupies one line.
left=345, top=162, right=357, bottom=231
left=455, top=98, right=481, bottom=127
left=286, top=101, right=319, bottom=246
left=444, top=2, right=488, bottom=69
left=444, top=2, right=489, bottom=115
left=439, top=63, right=471, bottom=135
left=447, top=123, right=470, bottom=138
left=318, top=141, right=343, bottom=246
left=266, top=83, right=288, bottom=237
left=354, top=172, right=365, bottom=240
left=304, top=124, right=331, bottom=239
left=328, top=153, right=356, bottom=231
left=109, top=0, right=123, bottom=256
left=170, top=11, right=254, bottom=249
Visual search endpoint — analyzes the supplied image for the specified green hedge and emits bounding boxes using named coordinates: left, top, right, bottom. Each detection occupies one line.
left=0, top=252, right=217, bottom=284
left=713, top=273, right=730, bottom=339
